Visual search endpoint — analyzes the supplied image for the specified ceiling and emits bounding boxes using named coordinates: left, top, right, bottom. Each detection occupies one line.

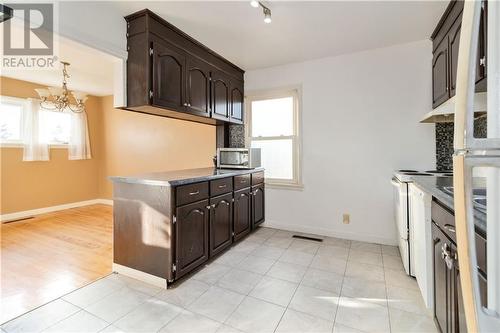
left=1, top=18, right=117, bottom=96
left=109, top=1, right=448, bottom=70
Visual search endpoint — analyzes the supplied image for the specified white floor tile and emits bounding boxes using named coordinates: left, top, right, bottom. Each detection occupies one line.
left=278, top=249, right=314, bottom=267
left=288, top=285, right=339, bottom=321
left=156, top=279, right=210, bottom=308
left=267, top=262, right=307, bottom=283
left=249, top=276, right=298, bottom=306
left=99, top=325, right=124, bottom=333
left=159, top=310, right=221, bottom=333
left=187, top=286, right=244, bottom=322
left=389, top=308, right=437, bottom=333
left=253, top=227, right=277, bottom=239
left=62, top=276, right=123, bottom=308
left=382, top=254, right=404, bottom=271
left=350, top=241, right=382, bottom=254
left=245, top=234, right=268, bottom=244
left=300, top=268, right=344, bottom=294
left=381, top=245, right=400, bottom=257
left=310, top=255, right=347, bottom=275
left=344, top=262, right=385, bottom=282
left=192, top=263, right=231, bottom=285
left=288, top=239, right=320, bottom=254
left=332, top=323, right=366, bottom=333
left=215, top=251, right=249, bottom=267
left=225, top=297, right=286, bottom=333
left=113, top=298, right=182, bottom=332
left=217, top=268, right=263, bottom=295
left=335, top=296, right=390, bottom=333
left=43, top=310, right=109, bottom=333
left=106, top=273, right=164, bottom=296
left=251, top=245, right=285, bottom=260
left=232, top=240, right=261, bottom=254
left=384, top=268, right=419, bottom=290
left=348, top=249, right=383, bottom=267
left=237, top=255, right=275, bottom=275
left=216, top=324, right=244, bottom=333
left=340, top=277, right=387, bottom=306
left=85, top=287, right=151, bottom=323
left=386, top=285, right=429, bottom=316
left=276, top=309, right=333, bottom=333
left=272, top=230, right=295, bottom=239
left=316, top=245, right=349, bottom=261
left=323, top=237, right=351, bottom=249
left=264, top=237, right=293, bottom=249
left=2, top=299, right=79, bottom=333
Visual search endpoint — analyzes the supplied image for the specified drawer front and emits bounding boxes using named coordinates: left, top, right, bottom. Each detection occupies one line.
left=210, top=177, right=233, bottom=197
left=176, top=182, right=209, bottom=206
left=251, top=171, right=264, bottom=186
left=431, top=200, right=456, bottom=243
left=234, top=174, right=251, bottom=191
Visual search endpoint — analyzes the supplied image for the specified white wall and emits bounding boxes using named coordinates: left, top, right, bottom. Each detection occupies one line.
left=245, top=40, right=436, bottom=245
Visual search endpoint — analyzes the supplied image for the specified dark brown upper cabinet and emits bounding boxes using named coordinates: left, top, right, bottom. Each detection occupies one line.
left=431, top=0, right=487, bottom=109
left=211, top=71, right=231, bottom=122
left=230, top=80, right=244, bottom=124
left=125, top=9, right=244, bottom=125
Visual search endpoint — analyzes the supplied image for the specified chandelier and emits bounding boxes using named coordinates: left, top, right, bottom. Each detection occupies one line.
left=34, top=61, right=88, bottom=113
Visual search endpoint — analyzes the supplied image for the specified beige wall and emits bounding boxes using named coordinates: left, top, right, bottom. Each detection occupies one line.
left=98, top=95, right=215, bottom=198
left=0, top=77, right=215, bottom=214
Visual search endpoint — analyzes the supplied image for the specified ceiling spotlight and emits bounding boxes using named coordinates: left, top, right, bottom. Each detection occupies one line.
left=250, top=0, right=259, bottom=8
left=263, top=7, right=272, bottom=23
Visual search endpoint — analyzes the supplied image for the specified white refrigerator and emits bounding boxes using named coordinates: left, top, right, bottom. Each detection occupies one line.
left=453, top=0, right=500, bottom=331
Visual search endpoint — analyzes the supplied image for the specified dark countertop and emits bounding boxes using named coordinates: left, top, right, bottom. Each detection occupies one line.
left=110, top=167, right=265, bottom=187
left=411, top=175, right=487, bottom=234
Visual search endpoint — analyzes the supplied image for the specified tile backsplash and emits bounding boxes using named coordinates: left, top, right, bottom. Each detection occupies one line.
left=228, top=124, right=245, bottom=148
left=435, top=116, right=487, bottom=171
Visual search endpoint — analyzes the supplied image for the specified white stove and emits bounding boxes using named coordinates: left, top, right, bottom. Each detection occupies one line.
left=391, top=169, right=452, bottom=277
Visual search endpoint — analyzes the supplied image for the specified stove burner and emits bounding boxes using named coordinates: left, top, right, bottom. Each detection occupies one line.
left=405, top=172, right=433, bottom=176
left=398, top=169, right=418, bottom=172
left=425, top=170, right=453, bottom=174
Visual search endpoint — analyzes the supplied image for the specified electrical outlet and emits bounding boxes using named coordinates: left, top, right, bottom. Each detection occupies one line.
left=343, top=214, right=350, bottom=224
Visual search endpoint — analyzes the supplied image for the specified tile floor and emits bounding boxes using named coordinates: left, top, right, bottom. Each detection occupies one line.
left=1, top=227, right=437, bottom=333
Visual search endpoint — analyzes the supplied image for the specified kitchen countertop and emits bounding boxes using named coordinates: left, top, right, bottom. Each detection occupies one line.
left=411, top=175, right=487, bottom=234
left=109, top=167, right=265, bottom=187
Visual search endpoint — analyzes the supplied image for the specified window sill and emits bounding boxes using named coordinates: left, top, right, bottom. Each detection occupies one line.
left=265, top=182, right=304, bottom=191
left=0, top=143, right=68, bottom=149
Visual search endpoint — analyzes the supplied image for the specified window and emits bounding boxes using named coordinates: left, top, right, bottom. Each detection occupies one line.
left=39, top=111, right=71, bottom=145
left=246, top=89, right=301, bottom=187
left=0, top=96, right=24, bottom=144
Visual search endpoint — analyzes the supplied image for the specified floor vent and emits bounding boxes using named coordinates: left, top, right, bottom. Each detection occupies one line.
left=292, top=235, right=323, bottom=242
left=2, top=216, right=34, bottom=224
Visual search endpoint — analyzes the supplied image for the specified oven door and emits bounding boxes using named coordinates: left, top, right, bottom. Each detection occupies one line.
left=392, top=177, right=410, bottom=275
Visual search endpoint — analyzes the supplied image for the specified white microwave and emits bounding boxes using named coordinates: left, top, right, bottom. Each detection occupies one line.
left=217, top=148, right=261, bottom=169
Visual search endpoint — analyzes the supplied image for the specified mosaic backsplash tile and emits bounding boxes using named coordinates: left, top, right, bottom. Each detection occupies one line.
left=436, top=116, right=487, bottom=171
left=228, top=124, right=245, bottom=148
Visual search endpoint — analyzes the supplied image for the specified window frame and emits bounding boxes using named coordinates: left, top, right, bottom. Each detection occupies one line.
left=245, top=87, right=302, bottom=189
left=0, top=95, right=25, bottom=146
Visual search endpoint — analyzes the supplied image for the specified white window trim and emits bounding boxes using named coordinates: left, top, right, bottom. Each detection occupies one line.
left=0, top=95, right=70, bottom=149
left=245, top=87, right=303, bottom=189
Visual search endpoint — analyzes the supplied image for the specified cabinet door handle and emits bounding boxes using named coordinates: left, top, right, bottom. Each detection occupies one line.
left=443, top=224, right=456, bottom=233
left=218, top=184, right=227, bottom=189
left=183, top=102, right=188, bottom=106
left=189, top=191, right=200, bottom=196
left=479, top=56, right=486, bottom=66
left=240, top=180, right=247, bottom=183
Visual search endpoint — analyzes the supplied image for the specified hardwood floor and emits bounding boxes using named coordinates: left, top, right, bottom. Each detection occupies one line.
left=0, top=204, right=113, bottom=324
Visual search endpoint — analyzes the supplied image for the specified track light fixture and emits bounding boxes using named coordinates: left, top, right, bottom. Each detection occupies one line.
left=250, top=1, right=272, bottom=24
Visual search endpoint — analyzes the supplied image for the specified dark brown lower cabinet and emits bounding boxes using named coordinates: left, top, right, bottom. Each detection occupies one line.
left=433, top=222, right=452, bottom=333
left=209, top=193, right=233, bottom=256
left=252, top=183, right=265, bottom=228
left=233, top=188, right=251, bottom=241
left=175, top=200, right=209, bottom=279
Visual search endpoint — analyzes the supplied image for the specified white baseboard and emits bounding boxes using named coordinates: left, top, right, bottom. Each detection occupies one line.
left=0, top=198, right=113, bottom=223
left=112, top=263, right=167, bottom=289
left=262, top=219, right=398, bottom=246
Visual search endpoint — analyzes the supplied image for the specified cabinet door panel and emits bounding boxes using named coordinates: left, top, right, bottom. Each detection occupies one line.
left=230, top=80, right=244, bottom=124
left=433, top=223, right=449, bottom=333
left=175, top=200, right=209, bottom=279
left=432, top=41, right=449, bottom=108
left=449, top=14, right=462, bottom=98
left=211, top=71, right=230, bottom=121
left=233, top=188, right=251, bottom=242
left=186, top=56, right=211, bottom=117
left=252, top=184, right=265, bottom=228
left=152, top=41, right=186, bottom=110
left=210, top=193, right=233, bottom=256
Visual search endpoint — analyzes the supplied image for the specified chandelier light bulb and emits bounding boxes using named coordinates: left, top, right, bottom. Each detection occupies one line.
left=263, top=8, right=272, bottom=23
left=250, top=0, right=259, bottom=8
